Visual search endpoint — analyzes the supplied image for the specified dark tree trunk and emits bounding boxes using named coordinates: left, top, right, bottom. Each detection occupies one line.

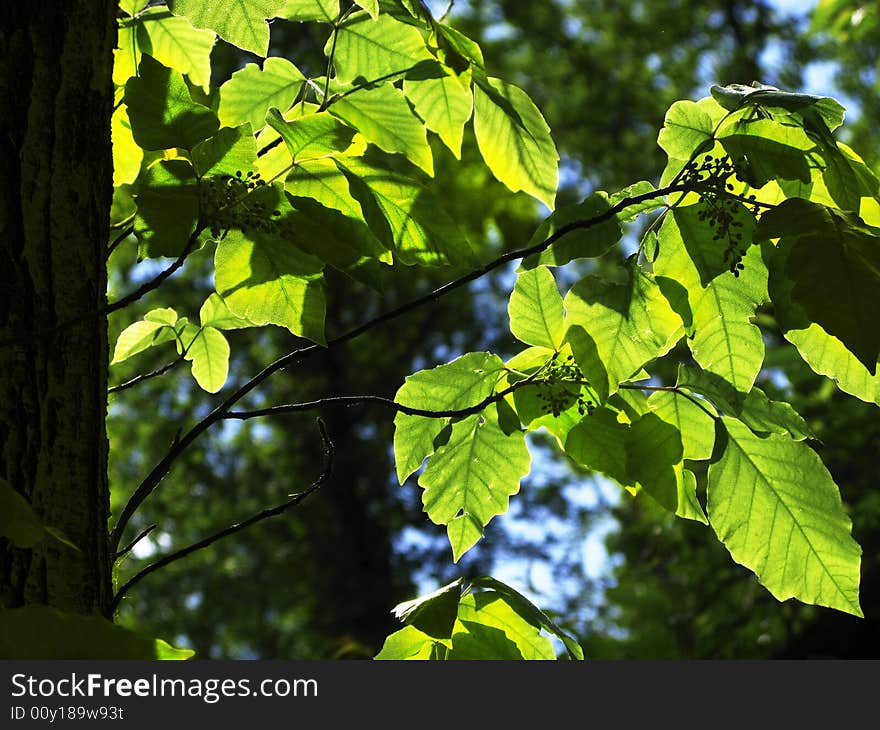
left=0, top=1, right=116, bottom=615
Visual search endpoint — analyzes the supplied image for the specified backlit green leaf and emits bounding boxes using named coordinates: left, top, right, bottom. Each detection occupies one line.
left=112, top=309, right=180, bottom=363
left=647, top=390, right=715, bottom=460
left=331, top=11, right=433, bottom=84
left=564, top=265, right=682, bottom=395
left=657, top=100, right=715, bottom=160
left=125, top=54, right=219, bottom=150
left=709, top=417, right=862, bottom=616
left=419, top=407, right=530, bottom=561
left=178, top=324, right=231, bottom=393
left=508, top=266, right=565, bottom=349
left=168, top=0, right=286, bottom=56
left=329, top=82, right=434, bottom=175
left=278, top=0, right=339, bottom=22
left=136, top=7, right=216, bottom=92
left=214, top=226, right=326, bottom=344
left=522, top=192, right=622, bottom=269
left=452, top=592, right=555, bottom=660
left=132, top=159, right=200, bottom=259
left=266, top=109, right=356, bottom=162
left=192, top=124, right=258, bottom=178
left=199, top=293, right=255, bottom=329
left=218, top=57, right=306, bottom=132
left=758, top=199, right=880, bottom=373
left=374, top=625, right=437, bottom=660
left=655, top=211, right=767, bottom=392
left=563, top=407, right=631, bottom=485
left=403, top=62, right=473, bottom=159
left=473, top=75, right=558, bottom=209
left=336, top=158, right=475, bottom=266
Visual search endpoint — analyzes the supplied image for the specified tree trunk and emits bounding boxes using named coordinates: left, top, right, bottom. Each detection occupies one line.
left=0, top=1, right=116, bottom=615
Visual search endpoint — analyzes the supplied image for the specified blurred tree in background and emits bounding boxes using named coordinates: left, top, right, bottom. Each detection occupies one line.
left=111, top=0, right=880, bottom=658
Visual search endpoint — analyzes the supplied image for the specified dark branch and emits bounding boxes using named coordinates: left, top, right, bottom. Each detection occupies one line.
left=108, top=355, right=185, bottom=395
left=223, top=373, right=545, bottom=421
left=108, top=419, right=334, bottom=616
left=115, top=523, right=158, bottom=560
left=105, top=233, right=200, bottom=315
left=108, top=182, right=688, bottom=553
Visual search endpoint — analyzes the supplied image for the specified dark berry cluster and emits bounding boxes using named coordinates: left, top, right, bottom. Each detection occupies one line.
left=682, top=155, right=760, bottom=277
left=535, top=353, right=595, bottom=418
left=199, top=170, right=281, bottom=240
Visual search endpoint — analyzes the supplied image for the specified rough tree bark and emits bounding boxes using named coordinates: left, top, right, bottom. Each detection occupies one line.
left=0, top=1, right=117, bottom=615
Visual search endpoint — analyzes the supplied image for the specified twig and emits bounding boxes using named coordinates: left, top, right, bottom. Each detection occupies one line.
left=108, top=355, right=185, bottom=395
left=108, top=225, right=134, bottom=256
left=107, top=419, right=333, bottom=616
left=115, top=523, right=157, bottom=560
left=105, top=233, right=200, bottom=315
left=108, top=182, right=689, bottom=553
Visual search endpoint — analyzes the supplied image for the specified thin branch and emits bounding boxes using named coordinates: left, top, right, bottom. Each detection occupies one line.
left=108, top=182, right=689, bottom=553
left=108, top=355, right=185, bottom=395
left=440, top=0, right=455, bottom=22
left=619, top=383, right=719, bottom=419
left=115, top=523, right=157, bottom=560
left=224, top=368, right=549, bottom=421
left=108, top=419, right=333, bottom=616
left=108, top=225, right=134, bottom=256
left=105, top=232, right=200, bottom=315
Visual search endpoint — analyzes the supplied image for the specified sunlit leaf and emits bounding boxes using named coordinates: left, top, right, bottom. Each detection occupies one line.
left=218, top=57, right=306, bottom=132
left=168, top=0, right=287, bottom=56
left=709, top=416, right=862, bottom=616
left=473, top=75, right=558, bottom=209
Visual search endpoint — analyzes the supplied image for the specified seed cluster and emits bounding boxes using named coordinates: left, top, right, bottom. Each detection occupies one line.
left=200, top=170, right=282, bottom=240
left=681, top=154, right=761, bottom=277
left=535, top=353, right=595, bottom=418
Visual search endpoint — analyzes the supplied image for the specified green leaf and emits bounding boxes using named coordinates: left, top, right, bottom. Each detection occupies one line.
left=757, top=199, right=880, bottom=373
left=192, top=124, right=258, bottom=178
left=419, top=407, right=531, bottom=561
left=718, top=118, right=812, bottom=188
left=132, top=159, right=200, bottom=259
left=452, top=592, right=555, bottom=660
left=609, top=180, right=664, bottom=222
left=436, top=23, right=484, bottom=68
left=647, top=390, right=715, bottom=460
left=168, top=0, right=287, bottom=56
left=563, top=407, right=631, bottom=485
left=111, top=105, right=143, bottom=187
left=710, top=82, right=845, bottom=131
left=626, top=412, right=707, bottom=522
left=522, top=192, right=623, bottom=269
left=278, top=0, right=339, bottom=23
left=136, top=7, right=216, bottom=92
left=199, top=292, right=255, bottom=329
left=564, top=264, right=682, bottom=395
left=0, top=605, right=193, bottom=659
left=655, top=211, right=767, bottom=392
left=353, top=0, right=379, bottom=19
left=786, top=325, right=880, bottom=405
left=214, top=225, right=326, bottom=344
left=473, top=75, right=558, bottom=209
left=447, top=620, right=525, bottom=659
left=374, top=625, right=437, bottom=660
left=392, top=578, right=462, bottom=639
left=330, top=11, right=433, bottom=85
left=676, top=365, right=813, bottom=439
left=657, top=100, right=715, bottom=160
left=112, top=309, right=179, bottom=363
left=709, top=416, right=862, bottom=616
left=178, top=324, right=230, bottom=393
left=508, top=266, right=565, bottom=349
left=468, top=576, right=583, bottom=660
left=328, top=82, right=434, bottom=176
left=336, top=158, right=475, bottom=266
left=403, top=62, right=473, bottom=159
left=393, top=351, right=504, bottom=483
left=266, top=109, right=356, bottom=162
left=218, top=57, right=306, bottom=132
left=124, top=54, right=219, bottom=150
